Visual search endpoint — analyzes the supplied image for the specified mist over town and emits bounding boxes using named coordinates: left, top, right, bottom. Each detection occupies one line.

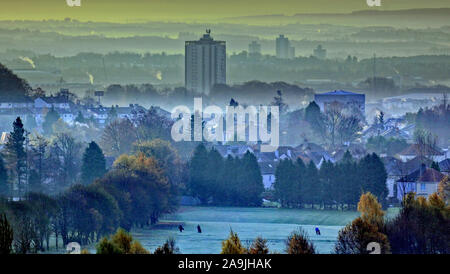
left=0, top=0, right=448, bottom=259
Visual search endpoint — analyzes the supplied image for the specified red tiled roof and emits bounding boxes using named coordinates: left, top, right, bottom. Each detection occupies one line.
left=399, top=144, right=443, bottom=156
left=418, top=168, right=445, bottom=183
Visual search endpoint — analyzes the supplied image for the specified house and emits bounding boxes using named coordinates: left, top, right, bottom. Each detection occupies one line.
left=259, top=160, right=276, bottom=190
left=331, top=144, right=366, bottom=161
left=379, top=127, right=410, bottom=140
left=384, top=117, right=407, bottom=129
left=87, top=107, right=109, bottom=125
left=384, top=156, right=433, bottom=199
left=212, top=144, right=303, bottom=190
left=382, top=156, right=432, bottom=199
left=362, top=117, right=410, bottom=141
left=396, top=164, right=445, bottom=200
left=0, top=96, right=34, bottom=109
left=314, top=90, right=365, bottom=114
left=305, top=150, right=335, bottom=168
left=34, top=93, right=71, bottom=110
left=257, top=146, right=312, bottom=190
left=115, top=104, right=147, bottom=121
left=58, top=109, right=75, bottom=124
left=397, top=144, right=445, bottom=162
left=439, top=159, right=450, bottom=175
left=402, top=156, right=433, bottom=175
left=0, top=108, right=35, bottom=129
left=0, top=132, right=9, bottom=146
left=382, top=156, right=403, bottom=198
left=212, top=144, right=255, bottom=158
left=295, top=142, right=326, bottom=153
left=32, top=107, right=77, bottom=127
left=294, top=142, right=334, bottom=168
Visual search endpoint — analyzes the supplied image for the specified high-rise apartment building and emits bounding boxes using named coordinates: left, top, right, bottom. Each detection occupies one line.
left=276, top=34, right=295, bottom=59
left=276, top=34, right=289, bottom=59
left=314, top=45, right=327, bottom=59
left=248, top=41, right=261, bottom=55
left=185, top=30, right=226, bottom=94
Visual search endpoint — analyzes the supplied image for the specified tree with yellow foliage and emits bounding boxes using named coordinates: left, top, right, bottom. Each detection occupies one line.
left=335, top=192, right=391, bottom=254
left=357, top=192, right=385, bottom=228
left=96, top=228, right=150, bottom=254
left=111, top=228, right=133, bottom=254
left=385, top=193, right=449, bottom=254
left=130, top=241, right=149, bottom=254
left=438, top=176, right=449, bottom=205
left=221, top=229, right=247, bottom=254
left=95, top=152, right=177, bottom=228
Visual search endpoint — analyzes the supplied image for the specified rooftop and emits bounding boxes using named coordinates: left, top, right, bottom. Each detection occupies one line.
left=399, top=144, right=444, bottom=156
left=397, top=166, right=445, bottom=183
left=39, top=96, right=69, bottom=104
left=317, top=90, right=363, bottom=96
left=439, top=159, right=450, bottom=172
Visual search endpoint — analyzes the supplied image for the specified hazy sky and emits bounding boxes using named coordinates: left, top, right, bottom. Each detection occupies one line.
left=1, top=0, right=449, bottom=22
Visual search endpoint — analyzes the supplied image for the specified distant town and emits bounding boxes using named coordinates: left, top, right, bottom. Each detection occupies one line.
left=0, top=4, right=449, bottom=256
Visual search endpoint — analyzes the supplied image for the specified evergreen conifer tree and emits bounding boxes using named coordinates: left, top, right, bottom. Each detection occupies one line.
left=81, top=141, right=106, bottom=184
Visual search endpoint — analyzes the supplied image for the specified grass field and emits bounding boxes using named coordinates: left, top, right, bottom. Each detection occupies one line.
left=122, top=206, right=398, bottom=254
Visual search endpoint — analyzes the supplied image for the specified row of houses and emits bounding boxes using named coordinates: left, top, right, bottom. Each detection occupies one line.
left=210, top=142, right=449, bottom=203
left=209, top=142, right=368, bottom=190
left=0, top=89, right=148, bottom=129
left=362, top=117, right=415, bottom=142
left=384, top=154, right=449, bottom=201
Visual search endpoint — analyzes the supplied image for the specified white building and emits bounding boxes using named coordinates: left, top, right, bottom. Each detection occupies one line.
left=87, top=107, right=108, bottom=125
left=0, top=97, right=33, bottom=109
left=185, top=30, right=226, bottom=94
left=314, top=90, right=366, bottom=114
left=396, top=164, right=445, bottom=200
left=397, top=144, right=445, bottom=162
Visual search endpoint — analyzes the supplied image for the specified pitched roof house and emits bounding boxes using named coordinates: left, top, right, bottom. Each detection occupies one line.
left=398, top=144, right=445, bottom=162
left=439, top=159, right=450, bottom=175
left=0, top=96, right=34, bottom=109
left=396, top=164, right=445, bottom=200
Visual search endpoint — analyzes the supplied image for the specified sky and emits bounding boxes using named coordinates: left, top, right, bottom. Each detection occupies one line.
left=0, top=0, right=449, bottom=22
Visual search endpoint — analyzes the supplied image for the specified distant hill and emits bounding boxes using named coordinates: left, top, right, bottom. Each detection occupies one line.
left=0, top=63, right=31, bottom=99
left=349, top=8, right=450, bottom=16
left=223, top=8, right=450, bottom=28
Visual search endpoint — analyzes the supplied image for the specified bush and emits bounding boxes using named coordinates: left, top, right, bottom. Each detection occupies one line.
left=96, top=229, right=149, bottom=254
left=335, top=217, right=390, bottom=254
left=285, top=228, right=315, bottom=254
left=154, top=237, right=179, bottom=254
left=248, top=236, right=269, bottom=254
left=221, top=229, right=247, bottom=254
left=385, top=193, right=449, bottom=254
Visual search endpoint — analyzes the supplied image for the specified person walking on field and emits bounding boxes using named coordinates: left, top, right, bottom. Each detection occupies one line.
left=315, top=227, right=321, bottom=235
